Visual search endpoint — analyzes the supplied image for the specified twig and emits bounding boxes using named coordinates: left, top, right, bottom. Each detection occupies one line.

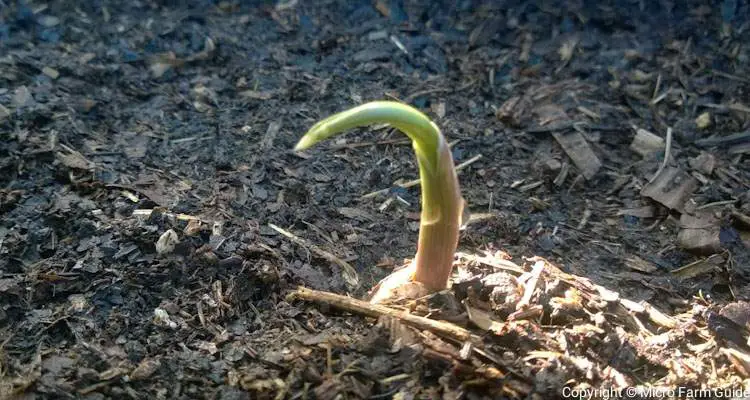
left=516, top=260, right=544, bottom=310
left=404, top=88, right=452, bottom=103
left=695, top=130, right=750, bottom=147
left=456, top=252, right=526, bottom=274
left=649, top=127, right=672, bottom=184
left=702, top=103, right=750, bottom=114
left=361, top=154, right=483, bottom=199
left=390, top=35, right=408, bottom=55
left=731, top=210, right=750, bottom=229
left=650, top=88, right=670, bottom=105
left=131, top=208, right=201, bottom=221
left=652, top=73, right=662, bottom=100
left=269, top=224, right=359, bottom=287
left=695, top=200, right=737, bottom=210
left=330, top=138, right=410, bottom=150
left=248, top=121, right=281, bottom=171
left=711, top=69, right=750, bottom=84
left=288, top=286, right=477, bottom=343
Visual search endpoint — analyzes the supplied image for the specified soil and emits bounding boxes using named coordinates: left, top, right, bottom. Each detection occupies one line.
left=1, top=0, right=750, bottom=399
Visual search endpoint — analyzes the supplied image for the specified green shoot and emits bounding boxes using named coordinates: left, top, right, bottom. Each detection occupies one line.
left=295, top=102, right=463, bottom=301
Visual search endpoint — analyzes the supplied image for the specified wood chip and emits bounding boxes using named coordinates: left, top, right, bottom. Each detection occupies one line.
left=624, top=256, right=658, bottom=273
left=239, top=90, right=274, bottom=100
left=671, top=254, right=724, bottom=280
left=640, top=166, right=698, bottom=212
left=688, top=152, right=716, bottom=175
left=676, top=211, right=722, bottom=254
left=337, top=207, right=374, bottom=221
left=695, top=112, right=711, bottom=129
left=155, top=229, right=179, bottom=255
left=721, top=348, right=750, bottom=378
left=516, top=260, right=544, bottom=310
left=57, top=151, right=91, bottom=170
left=13, top=85, right=34, bottom=107
left=535, top=104, right=601, bottom=179
left=551, top=130, right=602, bottom=180
left=465, top=304, right=505, bottom=333
left=42, top=66, right=59, bottom=79
left=630, top=128, right=664, bottom=157
left=496, top=96, right=530, bottom=128
left=0, top=104, right=10, bottom=122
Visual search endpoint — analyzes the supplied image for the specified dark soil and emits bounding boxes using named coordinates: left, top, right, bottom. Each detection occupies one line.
left=1, top=0, right=750, bottom=399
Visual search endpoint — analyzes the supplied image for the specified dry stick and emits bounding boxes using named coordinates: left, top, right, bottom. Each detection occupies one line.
left=248, top=121, right=281, bottom=171
left=711, top=69, right=750, bottom=84
left=648, top=127, right=673, bottom=184
left=132, top=208, right=201, bottom=221
left=290, top=286, right=533, bottom=387
left=289, top=286, right=476, bottom=343
left=456, top=252, right=526, bottom=274
left=516, top=260, right=545, bottom=310
left=330, top=138, right=410, bottom=150
left=404, top=87, right=452, bottom=103
left=268, top=224, right=359, bottom=287
left=652, top=73, right=662, bottom=100
left=387, top=80, right=475, bottom=104
left=703, top=102, right=750, bottom=114
left=361, top=154, right=483, bottom=199
left=731, top=210, right=750, bottom=228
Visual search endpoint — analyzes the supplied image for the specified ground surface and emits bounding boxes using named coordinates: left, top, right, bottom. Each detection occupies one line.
left=2, top=0, right=750, bottom=399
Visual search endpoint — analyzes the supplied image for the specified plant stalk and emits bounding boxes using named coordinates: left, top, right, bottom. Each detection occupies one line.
left=295, top=101, right=463, bottom=292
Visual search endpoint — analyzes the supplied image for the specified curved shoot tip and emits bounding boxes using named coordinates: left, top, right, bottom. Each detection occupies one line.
left=293, top=134, right=316, bottom=152
left=294, top=101, right=439, bottom=158
left=293, top=111, right=349, bottom=151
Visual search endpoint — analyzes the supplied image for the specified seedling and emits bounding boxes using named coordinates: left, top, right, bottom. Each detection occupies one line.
left=295, top=102, right=464, bottom=303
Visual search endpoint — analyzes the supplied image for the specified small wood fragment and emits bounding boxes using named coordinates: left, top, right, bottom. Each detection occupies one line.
left=731, top=210, right=750, bottom=229
left=728, top=142, right=750, bottom=155
left=630, top=128, right=664, bottom=157
left=695, top=112, right=711, bottom=129
left=721, top=348, right=750, bottom=378
left=640, top=166, right=698, bottom=212
left=676, top=211, right=722, bottom=254
left=495, top=96, right=529, bottom=128
left=465, top=304, right=505, bottom=333
left=469, top=16, right=503, bottom=48
left=648, top=127, right=673, bottom=184
left=0, top=104, right=9, bottom=122
left=516, top=260, right=544, bottom=310
left=553, top=161, right=570, bottom=186
left=688, top=152, right=716, bottom=175
left=247, top=121, right=281, bottom=171
left=671, top=254, right=724, bottom=280
left=42, top=66, right=59, bottom=80
left=57, top=151, right=91, bottom=170
left=624, top=256, right=658, bottom=273
left=551, top=130, right=602, bottom=180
